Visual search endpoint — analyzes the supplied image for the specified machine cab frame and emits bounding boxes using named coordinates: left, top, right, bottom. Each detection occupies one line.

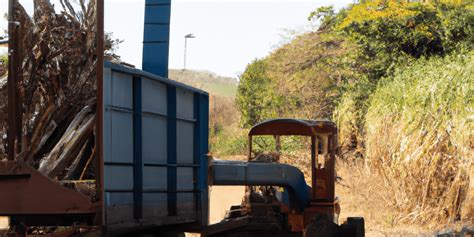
left=247, top=118, right=339, bottom=223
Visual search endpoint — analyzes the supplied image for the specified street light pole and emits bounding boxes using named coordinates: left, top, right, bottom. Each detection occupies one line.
left=184, top=33, right=195, bottom=70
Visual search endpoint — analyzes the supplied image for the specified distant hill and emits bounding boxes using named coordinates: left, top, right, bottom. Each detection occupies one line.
left=169, top=69, right=237, bottom=97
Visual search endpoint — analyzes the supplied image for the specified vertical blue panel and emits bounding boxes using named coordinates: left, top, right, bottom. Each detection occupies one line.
left=193, top=93, right=200, bottom=221
left=142, top=43, right=169, bottom=78
left=133, top=76, right=143, bottom=219
left=167, top=86, right=177, bottom=216
left=145, top=5, right=171, bottom=23
left=196, top=94, right=209, bottom=226
left=142, top=0, right=171, bottom=78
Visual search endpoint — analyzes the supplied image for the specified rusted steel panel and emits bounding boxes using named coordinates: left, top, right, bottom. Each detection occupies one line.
left=0, top=161, right=97, bottom=215
left=95, top=0, right=105, bottom=227
left=249, top=119, right=337, bottom=136
left=7, top=0, right=18, bottom=161
left=303, top=202, right=338, bottom=227
left=288, top=213, right=304, bottom=232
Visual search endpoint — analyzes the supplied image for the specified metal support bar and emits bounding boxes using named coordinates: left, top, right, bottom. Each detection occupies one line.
left=133, top=76, right=143, bottom=219
left=167, top=86, right=177, bottom=216
left=95, top=0, right=105, bottom=226
left=198, top=94, right=209, bottom=226
left=7, top=0, right=18, bottom=161
left=247, top=135, right=252, bottom=161
left=193, top=93, right=200, bottom=220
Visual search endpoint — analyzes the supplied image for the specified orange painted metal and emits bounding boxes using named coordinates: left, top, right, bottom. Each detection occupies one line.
left=249, top=119, right=337, bottom=136
left=0, top=161, right=98, bottom=215
left=314, top=168, right=330, bottom=200
left=288, top=213, right=304, bottom=232
left=303, top=202, right=338, bottom=227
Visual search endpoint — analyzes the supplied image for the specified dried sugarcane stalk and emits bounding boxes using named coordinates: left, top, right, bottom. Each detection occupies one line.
left=64, top=135, right=95, bottom=180
left=38, top=105, right=95, bottom=178
left=0, top=0, right=120, bottom=179
left=79, top=145, right=96, bottom=180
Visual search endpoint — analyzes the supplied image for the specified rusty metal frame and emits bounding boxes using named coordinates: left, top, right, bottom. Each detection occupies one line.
left=246, top=118, right=338, bottom=206
left=7, top=0, right=19, bottom=161
left=248, top=119, right=337, bottom=137
left=2, top=0, right=105, bottom=233
left=0, top=161, right=98, bottom=215
left=247, top=119, right=337, bottom=160
left=95, top=0, right=105, bottom=227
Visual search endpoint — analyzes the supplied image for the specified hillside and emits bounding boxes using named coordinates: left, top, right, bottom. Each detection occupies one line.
left=168, top=69, right=241, bottom=155
left=169, top=69, right=237, bottom=97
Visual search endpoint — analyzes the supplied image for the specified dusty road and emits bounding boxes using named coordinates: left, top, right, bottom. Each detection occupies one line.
left=208, top=186, right=245, bottom=224
left=186, top=185, right=245, bottom=236
left=0, top=217, right=7, bottom=230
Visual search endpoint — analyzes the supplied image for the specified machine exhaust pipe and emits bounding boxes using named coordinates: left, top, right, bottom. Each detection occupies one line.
left=210, top=160, right=311, bottom=212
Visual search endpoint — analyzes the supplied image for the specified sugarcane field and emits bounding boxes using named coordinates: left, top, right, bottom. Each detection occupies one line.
left=0, top=0, right=472, bottom=236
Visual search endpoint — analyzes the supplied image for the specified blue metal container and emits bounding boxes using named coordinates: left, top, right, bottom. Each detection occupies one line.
left=103, top=0, right=209, bottom=232
left=102, top=61, right=209, bottom=233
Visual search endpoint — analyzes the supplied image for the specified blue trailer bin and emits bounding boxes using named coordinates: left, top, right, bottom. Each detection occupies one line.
left=102, top=61, right=209, bottom=234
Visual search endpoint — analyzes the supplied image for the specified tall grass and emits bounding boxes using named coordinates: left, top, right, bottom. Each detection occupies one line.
left=365, top=51, right=473, bottom=224
left=333, top=78, right=374, bottom=157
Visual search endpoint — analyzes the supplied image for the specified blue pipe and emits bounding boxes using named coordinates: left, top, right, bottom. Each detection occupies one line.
left=210, top=160, right=311, bottom=212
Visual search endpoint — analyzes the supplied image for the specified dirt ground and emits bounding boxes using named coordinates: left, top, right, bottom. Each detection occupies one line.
left=208, top=186, right=246, bottom=224
left=0, top=217, right=8, bottom=230
left=186, top=186, right=245, bottom=236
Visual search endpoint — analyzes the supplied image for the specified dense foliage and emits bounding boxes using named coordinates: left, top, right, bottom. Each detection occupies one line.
left=236, top=59, right=277, bottom=128
left=340, top=1, right=473, bottom=80
left=237, top=0, right=473, bottom=146
left=234, top=0, right=473, bottom=224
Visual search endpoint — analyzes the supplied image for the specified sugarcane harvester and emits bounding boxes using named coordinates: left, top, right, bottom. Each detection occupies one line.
left=206, top=119, right=365, bottom=237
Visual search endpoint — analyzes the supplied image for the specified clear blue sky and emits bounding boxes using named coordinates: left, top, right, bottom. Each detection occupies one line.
left=0, top=0, right=353, bottom=77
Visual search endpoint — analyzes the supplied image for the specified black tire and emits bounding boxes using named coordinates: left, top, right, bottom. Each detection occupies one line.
left=347, top=217, right=364, bottom=237
left=303, top=214, right=340, bottom=237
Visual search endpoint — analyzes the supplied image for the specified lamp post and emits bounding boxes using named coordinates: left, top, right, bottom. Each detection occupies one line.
left=184, top=33, right=195, bottom=70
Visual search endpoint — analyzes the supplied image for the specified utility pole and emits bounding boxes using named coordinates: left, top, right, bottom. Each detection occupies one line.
left=183, top=33, right=195, bottom=70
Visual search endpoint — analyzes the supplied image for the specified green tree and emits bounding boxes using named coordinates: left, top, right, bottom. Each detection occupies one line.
left=340, top=0, right=474, bottom=80
left=308, top=6, right=347, bottom=31
left=236, top=59, right=275, bottom=128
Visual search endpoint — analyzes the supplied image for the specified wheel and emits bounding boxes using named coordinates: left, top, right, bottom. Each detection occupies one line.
left=341, top=217, right=364, bottom=237
left=303, top=214, right=340, bottom=237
